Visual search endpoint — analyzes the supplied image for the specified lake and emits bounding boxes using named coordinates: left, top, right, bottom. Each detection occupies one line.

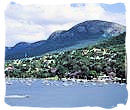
left=5, top=79, right=128, bottom=108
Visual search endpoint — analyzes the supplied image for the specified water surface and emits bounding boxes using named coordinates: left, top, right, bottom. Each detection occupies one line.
left=5, top=79, right=128, bottom=108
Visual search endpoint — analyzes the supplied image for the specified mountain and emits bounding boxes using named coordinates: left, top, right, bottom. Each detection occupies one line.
left=5, top=32, right=126, bottom=81
left=5, top=20, right=126, bottom=60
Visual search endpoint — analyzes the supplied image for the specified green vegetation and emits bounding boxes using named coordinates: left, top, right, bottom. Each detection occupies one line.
left=5, top=32, right=126, bottom=82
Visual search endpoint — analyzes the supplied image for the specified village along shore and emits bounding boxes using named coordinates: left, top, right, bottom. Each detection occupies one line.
left=5, top=33, right=127, bottom=84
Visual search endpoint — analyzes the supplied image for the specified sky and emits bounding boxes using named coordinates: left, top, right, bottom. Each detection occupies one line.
left=5, top=2, right=126, bottom=47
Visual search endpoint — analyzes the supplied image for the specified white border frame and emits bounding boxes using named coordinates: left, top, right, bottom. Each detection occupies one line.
left=0, top=0, right=129, bottom=110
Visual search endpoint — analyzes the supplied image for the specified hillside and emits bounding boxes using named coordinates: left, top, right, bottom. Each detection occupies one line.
left=5, top=20, right=126, bottom=60
left=5, top=32, right=126, bottom=83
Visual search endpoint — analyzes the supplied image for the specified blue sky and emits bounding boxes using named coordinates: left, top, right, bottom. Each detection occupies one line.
left=72, top=3, right=125, bottom=14
left=101, top=3, right=125, bottom=14
left=5, top=2, right=126, bottom=47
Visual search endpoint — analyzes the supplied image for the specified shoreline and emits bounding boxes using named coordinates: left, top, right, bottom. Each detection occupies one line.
left=5, top=77, right=127, bottom=84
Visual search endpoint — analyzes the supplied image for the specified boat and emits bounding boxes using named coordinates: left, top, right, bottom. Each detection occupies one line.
left=5, top=95, right=30, bottom=99
left=61, top=78, right=68, bottom=82
left=6, top=81, right=13, bottom=85
left=26, top=82, right=32, bottom=86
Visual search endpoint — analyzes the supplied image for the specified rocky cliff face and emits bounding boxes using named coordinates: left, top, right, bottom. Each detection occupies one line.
left=48, top=20, right=125, bottom=42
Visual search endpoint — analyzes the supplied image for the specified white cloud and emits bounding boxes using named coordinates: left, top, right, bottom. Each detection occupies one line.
left=5, top=18, right=46, bottom=46
left=5, top=3, right=125, bottom=47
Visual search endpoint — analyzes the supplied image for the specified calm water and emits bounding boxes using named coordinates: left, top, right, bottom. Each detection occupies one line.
left=5, top=79, right=128, bottom=108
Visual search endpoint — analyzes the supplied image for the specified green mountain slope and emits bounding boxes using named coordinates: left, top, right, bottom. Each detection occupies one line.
left=5, top=32, right=126, bottom=83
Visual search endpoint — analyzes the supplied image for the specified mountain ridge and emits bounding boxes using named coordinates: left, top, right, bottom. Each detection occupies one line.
left=5, top=20, right=126, bottom=60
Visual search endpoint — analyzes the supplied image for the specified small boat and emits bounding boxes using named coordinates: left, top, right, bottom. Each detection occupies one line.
left=82, top=79, right=88, bottom=83
left=46, top=83, right=50, bottom=86
left=62, top=82, right=72, bottom=87
left=5, top=95, right=30, bottom=99
left=6, top=81, right=13, bottom=85
left=120, top=83, right=125, bottom=86
left=76, top=79, right=82, bottom=83
left=92, top=83, right=96, bottom=86
left=42, top=80, right=48, bottom=84
left=26, top=82, right=32, bottom=86
left=71, top=78, right=76, bottom=82
left=27, top=79, right=33, bottom=83
left=61, top=78, right=68, bottom=82
left=98, top=79, right=106, bottom=83
left=104, top=82, right=108, bottom=85
left=84, top=85, right=89, bottom=87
